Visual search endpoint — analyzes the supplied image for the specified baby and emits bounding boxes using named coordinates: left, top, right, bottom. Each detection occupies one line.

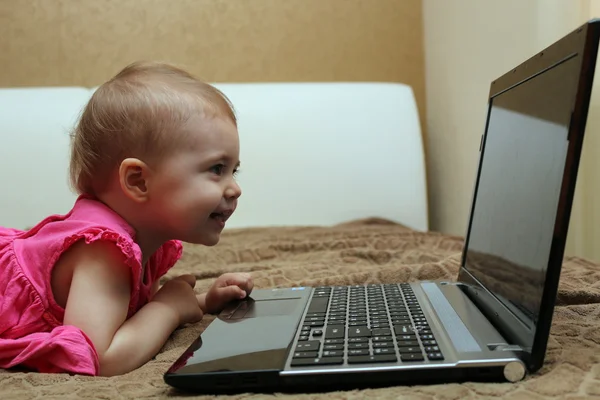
left=0, top=61, right=252, bottom=377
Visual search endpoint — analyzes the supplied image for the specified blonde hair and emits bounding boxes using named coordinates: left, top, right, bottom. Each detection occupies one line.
left=69, top=61, right=236, bottom=195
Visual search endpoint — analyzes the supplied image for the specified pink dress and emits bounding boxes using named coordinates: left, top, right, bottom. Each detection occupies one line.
left=0, top=195, right=182, bottom=375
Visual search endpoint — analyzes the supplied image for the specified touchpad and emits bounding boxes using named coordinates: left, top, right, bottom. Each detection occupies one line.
left=230, top=298, right=299, bottom=319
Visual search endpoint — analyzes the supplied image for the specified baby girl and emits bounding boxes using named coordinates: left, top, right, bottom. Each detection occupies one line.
left=0, top=61, right=252, bottom=376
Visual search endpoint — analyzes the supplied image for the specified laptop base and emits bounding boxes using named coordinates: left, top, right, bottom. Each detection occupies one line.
left=165, top=364, right=512, bottom=394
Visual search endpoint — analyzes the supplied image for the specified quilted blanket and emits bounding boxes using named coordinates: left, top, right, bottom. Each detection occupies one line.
left=1, top=218, right=600, bottom=399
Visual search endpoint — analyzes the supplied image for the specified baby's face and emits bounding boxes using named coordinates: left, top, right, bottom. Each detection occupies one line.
left=146, top=115, right=241, bottom=245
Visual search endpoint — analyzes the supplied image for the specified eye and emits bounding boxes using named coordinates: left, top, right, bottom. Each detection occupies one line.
left=209, top=164, right=225, bottom=175
left=233, top=167, right=240, bottom=177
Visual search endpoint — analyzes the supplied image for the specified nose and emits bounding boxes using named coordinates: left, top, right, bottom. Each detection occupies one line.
left=225, top=179, right=242, bottom=200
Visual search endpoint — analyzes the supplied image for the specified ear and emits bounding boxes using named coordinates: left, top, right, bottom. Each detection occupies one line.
left=118, top=158, right=150, bottom=203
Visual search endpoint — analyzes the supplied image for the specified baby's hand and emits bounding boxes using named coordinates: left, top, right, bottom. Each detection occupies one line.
left=201, top=273, right=254, bottom=314
left=152, top=274, right=204, bottom=326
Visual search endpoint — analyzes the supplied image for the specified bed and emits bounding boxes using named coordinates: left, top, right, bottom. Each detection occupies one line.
left=1, top=220, right=600, bottom=399
left=1, top=83, right=598, bottom=399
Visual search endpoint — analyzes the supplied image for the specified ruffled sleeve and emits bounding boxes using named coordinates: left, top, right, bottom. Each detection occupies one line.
left=151, top=240, right=183, bottom=282
left=49, top=227, right=144, bottom=316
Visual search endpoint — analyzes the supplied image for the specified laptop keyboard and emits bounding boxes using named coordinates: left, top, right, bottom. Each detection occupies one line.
left=290, top=284, right=444, bottom=367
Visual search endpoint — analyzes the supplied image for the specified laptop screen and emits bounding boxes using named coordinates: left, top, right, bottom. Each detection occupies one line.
left=463, top=55, right=580, bottom=331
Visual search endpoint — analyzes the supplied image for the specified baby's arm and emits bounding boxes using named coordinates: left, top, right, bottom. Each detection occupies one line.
left=61, top=241, right=201, bottom=376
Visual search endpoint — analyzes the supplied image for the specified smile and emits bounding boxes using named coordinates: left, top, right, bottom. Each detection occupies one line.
left=209, top=209, right=233, bottom=225
left=209, top=213, right=228, bottom=221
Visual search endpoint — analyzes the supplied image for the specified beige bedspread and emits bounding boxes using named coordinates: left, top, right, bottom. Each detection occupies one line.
left=2, top=218, right=600, bottom=399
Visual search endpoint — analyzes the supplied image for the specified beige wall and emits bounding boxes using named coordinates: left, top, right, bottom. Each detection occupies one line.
left=0, top=0, right=426, bottom=142
left=567, top=2, right=600, bottom=261
left=5, top=0, right=599, bottom=260
left=424, top=0, right=600, bottom=261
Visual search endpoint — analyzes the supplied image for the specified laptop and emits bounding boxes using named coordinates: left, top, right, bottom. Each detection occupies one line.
left=164, top=19, right=600, bottom=394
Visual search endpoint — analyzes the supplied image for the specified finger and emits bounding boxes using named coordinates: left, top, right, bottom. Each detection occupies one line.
left=244, top=276, right=254, bottom=295
left=222, top=273, right=252, bottom=289
left=173, top=274, right=197, bottom=288
left=218, top=285, right=249, bottom=300
left=230, top=278, right=253, bottom=297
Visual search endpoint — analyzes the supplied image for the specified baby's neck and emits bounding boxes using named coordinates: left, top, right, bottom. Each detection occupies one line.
left=134, top=230, right=167, bottom=266
left=96, top=190, right=167, bottom=266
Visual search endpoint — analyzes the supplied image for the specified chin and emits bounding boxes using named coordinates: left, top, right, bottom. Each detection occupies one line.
left=189, top=233, right=221, bottom=246
left=203, top=238, right=220, bottom=246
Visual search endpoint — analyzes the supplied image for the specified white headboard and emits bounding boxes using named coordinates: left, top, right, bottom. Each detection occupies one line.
left=0, top=83, right=428, bottom=231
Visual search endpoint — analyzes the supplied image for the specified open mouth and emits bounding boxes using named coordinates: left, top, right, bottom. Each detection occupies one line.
left=210, top=212, right=226, bottom=221
left=209, top=210, right=232, bottom=222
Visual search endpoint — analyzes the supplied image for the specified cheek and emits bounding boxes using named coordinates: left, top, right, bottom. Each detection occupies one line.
left=183, top=181, right=224, bottom=207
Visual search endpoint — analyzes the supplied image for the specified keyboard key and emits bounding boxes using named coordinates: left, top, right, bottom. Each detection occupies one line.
left=348, top=349, right=370, bottom=356
left=308, top=297, right=329, bottom=313
left=305, top=312, right=326, bottom=318
left=372, top=328, right=392, bottom=336
left=324, top=338, right=344, bottom=344
left=329, top=311, right=346, bottom=317
left=397, top=340, right=419, bottom=347
left=348, top=326, right=371, bottom=338
left=296, top=341, right=320, bottom=352
left=424, top=346, right=440, bottom=352
left=397, top=334, right=416, bottom=341
left=401, top=353, right=424, bottom=361
left=348, top=342, right=369, bottom=350
left=394, top=325, right=414, bottom=335
left=325, top=325, right=345, bottom=339
left=372, top=336, right=392, bottom=342
left=398, top=346, right=422, bottom=354
left=293, top=351, right=318, bottom=358
left=372, top=341, right=394, bottom=348
left=313, top=329, right=323, bottom=337
left=322, top=350, right=344, bottom=357
left=371, top=321, right=390, bottom=329
left=373, top=347, right=395, bottom=355
left=427, top=352, right=444, bottom=361
left=348, top=355, right=397, bottom=364
left=324, top=344, right=344, bottom=350
left=370, top=318, right=389, bottom=323
left=370, top=323, right=390, bottom=329
left=298, top=335, right=309, bottom=341
left=291, top=357, right=344, bottom=367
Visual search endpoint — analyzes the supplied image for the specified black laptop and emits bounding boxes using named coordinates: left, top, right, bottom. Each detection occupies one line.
left=164, top=19, right=600, bottom=394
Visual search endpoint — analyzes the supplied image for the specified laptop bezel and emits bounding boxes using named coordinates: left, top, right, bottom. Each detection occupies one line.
left=456, top=19, right=600, bottom=373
